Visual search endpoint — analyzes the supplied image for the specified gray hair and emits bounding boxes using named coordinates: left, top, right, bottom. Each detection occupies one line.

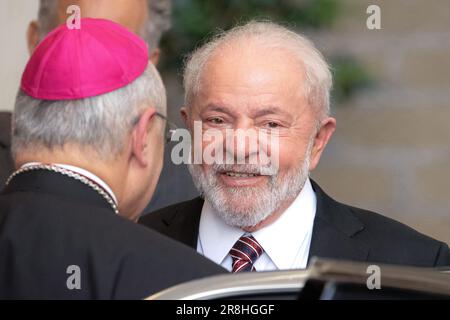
left=183, top=21, right=332, bottom=119
left=12, top=64, right=166, bottom=160
left=37, top=0, right=171, bottom=51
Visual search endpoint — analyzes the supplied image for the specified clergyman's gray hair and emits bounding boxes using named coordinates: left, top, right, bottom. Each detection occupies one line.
left=11, top=63, right=166, bottom=160
left=37, top=0, right=171, bottom=51
left=183, top=21, right=332, bottom=119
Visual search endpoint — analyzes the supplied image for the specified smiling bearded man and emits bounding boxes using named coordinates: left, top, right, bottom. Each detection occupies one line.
left=140, top=21, right=450, bottom=271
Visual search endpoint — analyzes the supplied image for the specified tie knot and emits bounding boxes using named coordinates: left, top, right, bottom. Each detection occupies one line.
left=230, top=235, right=264, bottom=272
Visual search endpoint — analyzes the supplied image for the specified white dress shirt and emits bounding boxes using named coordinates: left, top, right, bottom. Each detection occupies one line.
left=21, top=162, right=118, bottom=206
left=197, top=178, right=317, bottom=271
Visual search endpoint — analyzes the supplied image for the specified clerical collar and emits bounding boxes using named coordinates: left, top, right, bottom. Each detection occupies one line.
left=21, top=162, right=118, bottom=206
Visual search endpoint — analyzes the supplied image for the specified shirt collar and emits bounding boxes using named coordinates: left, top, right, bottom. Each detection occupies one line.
left=21, top=162, right=118, bottom=206
left=198, top=178, right=317, bottom=269
left=198, top=200, right=244, bottom=265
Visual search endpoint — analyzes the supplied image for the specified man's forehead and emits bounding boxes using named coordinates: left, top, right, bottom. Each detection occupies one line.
left=200, top=43, right=305, bottom=93
left=193, top=56, right=308, bottom=117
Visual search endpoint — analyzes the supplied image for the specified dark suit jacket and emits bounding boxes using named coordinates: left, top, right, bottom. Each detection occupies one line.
left=0, top=170, right=225, bottom=299
left=0, top=112, right=14, bottom=188
left=139, top=180, right=450, bottom=267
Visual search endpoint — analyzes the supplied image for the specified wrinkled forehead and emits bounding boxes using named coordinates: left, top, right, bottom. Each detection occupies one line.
left=205, top=40, right=305, bottom=84
left=194, top=42, right=308, bottom=114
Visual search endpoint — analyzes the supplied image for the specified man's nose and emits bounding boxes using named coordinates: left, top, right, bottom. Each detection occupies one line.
left=225, top=119, right=260, bottom=164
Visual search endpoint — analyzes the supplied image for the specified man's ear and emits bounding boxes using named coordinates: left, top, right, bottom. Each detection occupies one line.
left=180, top=106, right=189, bottom=128
left=309, top=117, right=336, bottom=171
left=149, top=48, right=161, bottom=66
left=131, top=108, right=157, bottom=167
left=27, top=21, right=40, bottom=54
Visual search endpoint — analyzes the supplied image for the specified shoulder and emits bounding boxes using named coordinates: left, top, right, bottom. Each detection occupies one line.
left=353, top=206, right=449, bottom=266
left=351, top=204, right=443, bottom=246
left=313, top=180, right=449, bottom=266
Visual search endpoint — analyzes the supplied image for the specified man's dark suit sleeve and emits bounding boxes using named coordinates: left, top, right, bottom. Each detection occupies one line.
left=434, top=243, right=450, bottom=267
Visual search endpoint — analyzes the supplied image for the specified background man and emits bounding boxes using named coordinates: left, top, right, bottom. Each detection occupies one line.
left=0, top=0, right=176, bottom=197
left=0, top=18, right=224, bottom=299
left=140, top=21, right=450, bottom=271
left=27, top=0, right=169, bottom=62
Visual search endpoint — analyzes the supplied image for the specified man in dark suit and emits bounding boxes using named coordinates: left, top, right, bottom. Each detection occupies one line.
left=0, top=18, right=224, bottom=300
left=141, top=180, right=450, bottom=268
left=140, top=21, right=450, bottom=271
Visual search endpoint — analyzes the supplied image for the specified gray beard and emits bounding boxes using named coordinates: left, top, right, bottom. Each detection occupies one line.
left=188, top=141, right=313, bottom=229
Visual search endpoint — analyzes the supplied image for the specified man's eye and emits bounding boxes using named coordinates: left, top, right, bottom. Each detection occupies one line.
left=209, top=117, right=224, bottom=124
left=266, top=122, right=280, bottom=128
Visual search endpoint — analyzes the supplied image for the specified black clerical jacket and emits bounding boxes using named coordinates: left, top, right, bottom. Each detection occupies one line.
left=0, top=170, right=225, bottom=299
left=139, top=180, right=450, bottom=268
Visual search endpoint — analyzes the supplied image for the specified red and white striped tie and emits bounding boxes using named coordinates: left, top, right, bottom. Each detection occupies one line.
left=229, top=235, right=264, bottom=272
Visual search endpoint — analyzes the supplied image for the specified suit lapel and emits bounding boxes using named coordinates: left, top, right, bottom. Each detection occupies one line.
left=161, top=197, right=204, bottom=249
left=308, top=180, right=370, bottom=264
